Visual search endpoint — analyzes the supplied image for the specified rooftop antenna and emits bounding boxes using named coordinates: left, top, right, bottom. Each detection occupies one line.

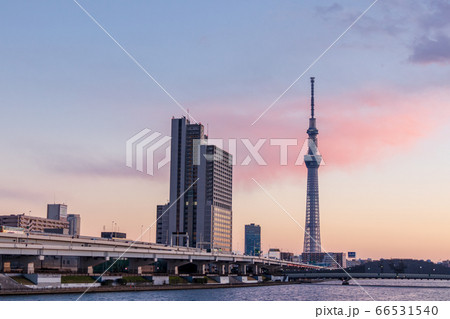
left=187, top=108, right=190, bottom=123
left=206, top=123, right=209, bottom=137
left=310, top=77, right=315, bottom=118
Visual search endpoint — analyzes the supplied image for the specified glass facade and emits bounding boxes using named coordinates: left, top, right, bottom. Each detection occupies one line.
left=245, top=223, right=261, bottom=256
left=202, top=145, right=233, bottom=252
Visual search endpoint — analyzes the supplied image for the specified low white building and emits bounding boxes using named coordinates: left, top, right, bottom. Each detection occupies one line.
left=268, top=248, right=281, bottom=260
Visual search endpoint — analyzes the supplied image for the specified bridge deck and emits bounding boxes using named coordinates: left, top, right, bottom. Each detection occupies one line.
left=0, top=233, right=319, bottom=268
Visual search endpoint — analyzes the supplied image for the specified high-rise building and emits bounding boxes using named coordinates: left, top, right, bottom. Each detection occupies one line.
left=197, top=144, right=233, bottom=252
left=244, top=223, right=261, bottom=256
left=156, top=203, right=169, bottom=245
left=67, top=214, right=81, bottom=236
left=303, top=77, right=322, bottom=254
left=157, top=117, right=233, bottom=251
left=47, top=204, right=68, bottom=221
left=168, top=117, right=207, bottom=247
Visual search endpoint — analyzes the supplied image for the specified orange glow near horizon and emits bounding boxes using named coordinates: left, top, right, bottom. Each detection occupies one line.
left=0, top=89, right=449, bottom=262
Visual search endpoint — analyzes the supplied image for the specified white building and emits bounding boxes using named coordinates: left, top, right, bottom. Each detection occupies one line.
left=268, top=248, right=281, bottom=260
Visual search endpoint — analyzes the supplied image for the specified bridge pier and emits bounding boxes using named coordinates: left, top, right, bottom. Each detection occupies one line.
left=218, top=264, right=227, bottom=275
left=253, top=264, right=260, bottom=275
left=19, top=256, right=37, bottom=274
left=0, top=255, right=42, bottom=274
left=80, top=257, right=108, bottom=275
left=200, top=263, right=208, bottom=275
left=167, top=260, right=193, bottom=275
left=263, top=264, right=279, bottom=275
left=128, top=258, right=155, bottom=275
left=214, top=263, right=238, bottom=275
left=191, top=262, right=209, bottom=275
left=238, top=263, right=249, bottom=275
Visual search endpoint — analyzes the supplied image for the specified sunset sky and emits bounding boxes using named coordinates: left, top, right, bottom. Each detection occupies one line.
left=1, top=1, right=449, bottom=261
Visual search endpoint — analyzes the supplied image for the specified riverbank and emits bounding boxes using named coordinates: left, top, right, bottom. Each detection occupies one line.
left=0, top=281, right=306, bottom=296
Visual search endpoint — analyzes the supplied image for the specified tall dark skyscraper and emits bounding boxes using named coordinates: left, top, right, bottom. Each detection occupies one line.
left=157, top=117, right=233, bottom=251
left=245, top=223, right=261, bottom=256
left=168, top=117, right=206, bottom=247
left=303, top=77, right=322, bottom=253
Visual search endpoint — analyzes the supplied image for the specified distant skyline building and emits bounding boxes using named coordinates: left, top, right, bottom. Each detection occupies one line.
left=101, top=231, right=126, bottom=239
left=0, top=214, right=68, bottom=233
left=156, top=203, right=169, bottom=245
left=244, top=223, right=261, bottom=256
left=280, top=251, right=294, bottom=261
left=301, top=252, right=346, bottom=269
left=157, top=117, right=233, bottom=251
left=268, top=248, right=281, bottom=260
left=47, top=204, right=68, bottom=221
left=303, top=77, right=322, bottom=254
left=67, top=214, right=81, bottom=236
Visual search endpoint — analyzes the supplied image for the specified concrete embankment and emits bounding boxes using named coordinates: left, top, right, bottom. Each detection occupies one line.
left=0, top=281, right=306, bottom=296
left=0, top=274, right=30, bottom=290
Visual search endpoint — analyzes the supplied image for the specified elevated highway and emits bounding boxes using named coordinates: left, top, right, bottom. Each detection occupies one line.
left=0, top=233, right=319, bottom=275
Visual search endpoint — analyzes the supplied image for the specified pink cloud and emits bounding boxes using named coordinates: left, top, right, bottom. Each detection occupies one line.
left=190, top=86, right=450, bottom=183
left=43, top=87, right=447, bottom=186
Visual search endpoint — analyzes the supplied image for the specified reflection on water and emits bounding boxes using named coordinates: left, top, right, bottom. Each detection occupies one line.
left=1, top=280, right=449, bottom=301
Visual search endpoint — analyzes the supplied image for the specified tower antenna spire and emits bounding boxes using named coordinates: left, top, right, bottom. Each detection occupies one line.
left=310, top=77, right=315, bottom=118
left=303, top=76, right=321, bottom=255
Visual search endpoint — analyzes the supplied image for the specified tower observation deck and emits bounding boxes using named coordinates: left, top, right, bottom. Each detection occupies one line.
left=303, top=77, right=322, bottom=253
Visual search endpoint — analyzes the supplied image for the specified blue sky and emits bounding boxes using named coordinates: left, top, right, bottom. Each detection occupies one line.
left=1, top=1, right=449, bottom=259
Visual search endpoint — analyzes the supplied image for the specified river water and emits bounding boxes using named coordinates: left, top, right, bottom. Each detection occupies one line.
left=1, top=280, right=449, bottom=301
